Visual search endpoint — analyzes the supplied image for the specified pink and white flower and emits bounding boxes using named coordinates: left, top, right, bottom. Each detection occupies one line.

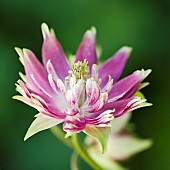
left=13, top=23, right=152, bottom=143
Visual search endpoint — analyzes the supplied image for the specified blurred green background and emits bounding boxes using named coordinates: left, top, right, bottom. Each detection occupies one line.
left=0, top=0, right=170, bottom=169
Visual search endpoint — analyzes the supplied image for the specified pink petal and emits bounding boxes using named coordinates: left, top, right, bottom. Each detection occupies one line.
left=14, top=80, right=66, bottom=119
left=85, top=92, right=108, bottom=113
left=91, top=64, right=100, bottom=82
left=46, top=60, right=59, bottom=81
left=57, top=79, right=66, bottom=94
left=85, top=110, right=114, bottom=127
left=63, top=114, right=86, bottom=137
left=15, top=48, right=49, bottom=91
left=65, top=79, right=84, bottom=106
left=100, top=96, right=152, bottom=118
left=41, top=23, right=70, bottom=80
left=30, top=74, right=52, bottom=97
left=99, top=47, right=131, bottom=88
left=73, top=79, right=85, bottom=101
left=75, top=27, right=97, bottom=70
left=109, top=69, right=152, bottom=102
left=29, top=93, right=66, bottom=119
left=85, top=78, right=100, bottom=105
left=48, top=73, right=58, bottom=93
left=101, top=75, right=113, bottom=93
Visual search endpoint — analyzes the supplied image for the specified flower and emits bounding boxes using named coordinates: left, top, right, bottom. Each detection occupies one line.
left=85, top=112, right=152, bottom=169
left=13, top=23, right=152, bottom=146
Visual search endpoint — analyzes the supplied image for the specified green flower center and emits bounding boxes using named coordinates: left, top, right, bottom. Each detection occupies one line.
left=72, top=60, right=90, bottom=80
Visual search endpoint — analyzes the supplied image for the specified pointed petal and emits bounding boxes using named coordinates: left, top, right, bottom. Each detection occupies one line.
left=41, top=23, right=70, bottom=80
left=107, top=134, right=153, bottom=161
left=15, top=48, right=49, bottom=91
left=15, top=47, right=24, bottom=65
left=57, top=79, right=66, bottom=94
left=15, top=80, right=31, bottom=98
left=91, top=64, right=99, bottom=82
left=12, top=95, right=33, bottom=107
left=84, top=126, right=111, bottom=153
left=137, top=82, right=150, bottom=91
left=85, top=78, right=100, bottom=105
left=75, top=27, right=97, bottom=70
left=73, top=79, right=85, bottom=101
left=85, top=92, right=108, bottom=113
left=69, top=76, right=77, bottom=88
left=14, top=80, right=66, bottom=119
left=101, top=75, right=113, bottom=93
left=99, top=96, right=152, bottom=118
left=46, top=60, right=59, bottom=81
left=109, top=69, right=152, bottom=102
left=65, top=79, right=84, bottom=106
left=48, top=73, right=58, bottom=93
left=24, top=113, right=63, bottom=141
left=30, top=74, right=52, bottom=97
left=85, top=109, right=114, bottom=127
left=99, top=46, right=132, bottom=88
left=19, top=72, right=27, bottom=83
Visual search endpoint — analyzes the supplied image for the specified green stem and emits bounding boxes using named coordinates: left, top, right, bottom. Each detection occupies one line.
left=72, top=134, right=104, bottom=170
left=50, top=126, right=73, bottom=148
left=70, top=151, right=80, bottom=170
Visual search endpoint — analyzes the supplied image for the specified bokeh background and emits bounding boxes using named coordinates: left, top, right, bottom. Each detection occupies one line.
left=0, top=0, right=170, bottom=170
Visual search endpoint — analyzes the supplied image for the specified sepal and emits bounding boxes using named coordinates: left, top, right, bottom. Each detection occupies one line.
left=24, top=113, right=63, bottom=141
left=84, top=125, right=111, bottom=154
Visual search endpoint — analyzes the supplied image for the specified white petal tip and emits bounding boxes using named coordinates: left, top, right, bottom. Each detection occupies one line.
left=147, top=139, right=154, bottom=147
left=23, top=128, right=35, bottom=141
left=12, top=95, right=17, bottom=100
left=135, top=69, right=152, bottom=79
left=22, top=48, right=31, bottom=59
left=120, top=46, right=133, bottom=56
left=12, top=95, right=24, bottom=101
left=90, top=26, right=96, bottom=35
left=146, top=102, right=153, bottom=106
left=14, top=47, right=22, bottom=54
left=92, top=64, right=98, bottom=69
left=86, top=26, right=96, bottom=38
left=15, top=47, right=25, bottom=64
left=24, top=128, right=34, bottom=141
left=41, top=23, right=51, bottom=39
left=141, top=69, right=152, bottom=78
left=24, top=135, right=28, bottom=141
left=50, top=28, right=56, bottom=37
left=144, top=69, right=152, bottom=77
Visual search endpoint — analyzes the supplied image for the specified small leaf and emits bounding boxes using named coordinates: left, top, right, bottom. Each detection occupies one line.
left=84, top=125, right=110, bottom=154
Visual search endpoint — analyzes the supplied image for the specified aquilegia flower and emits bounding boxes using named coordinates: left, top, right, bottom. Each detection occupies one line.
left=13, top=23, right=152, bottom=150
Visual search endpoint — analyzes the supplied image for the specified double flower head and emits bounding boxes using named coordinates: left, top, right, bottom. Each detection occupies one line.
left=13, top=23, right=152, bottom=152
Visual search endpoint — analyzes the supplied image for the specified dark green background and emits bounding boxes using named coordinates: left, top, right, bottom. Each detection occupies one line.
left=0, top=0, right=170, bottom=169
